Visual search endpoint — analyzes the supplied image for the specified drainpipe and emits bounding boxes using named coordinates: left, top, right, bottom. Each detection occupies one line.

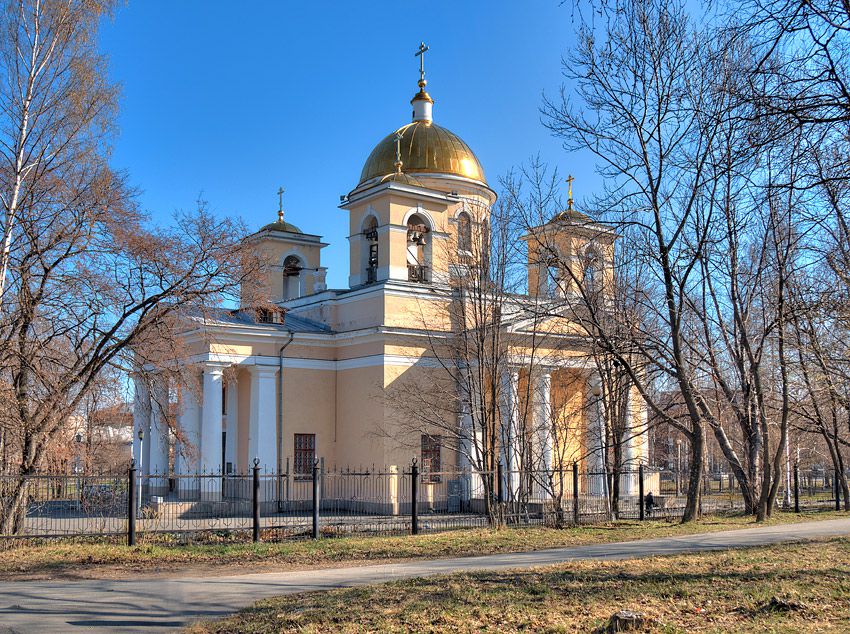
left=277, top=330, right=294, bottom=510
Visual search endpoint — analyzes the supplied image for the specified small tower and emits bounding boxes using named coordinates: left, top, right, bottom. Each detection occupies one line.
left=522, top=176, right=616, bottom=299
left=247, top=187, right=328, bottom=304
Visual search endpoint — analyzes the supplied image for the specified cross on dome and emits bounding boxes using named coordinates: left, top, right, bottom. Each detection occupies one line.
left=394, top=131, right=404, bottom=174
left=411, top=41, right=434, bottom=122
left=415, top=41, right=429, bottom=88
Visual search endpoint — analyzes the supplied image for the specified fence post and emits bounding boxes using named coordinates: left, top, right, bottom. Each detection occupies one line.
left=638, top=464, right=645, bottom=522
left=312, top=458, right=320, bottom=539
left=497, top=460, right=504, bottom=504
left=411, top=458, right=419, bottom=535
left=252, top=458, right=260, bottom=543
left=793, top=462, right=800, bottom=514
left=572, top=461, right=579, bottom=524
left=836, top=469, right=841, bottom=512
left=128, top=460, right=137, bottom=546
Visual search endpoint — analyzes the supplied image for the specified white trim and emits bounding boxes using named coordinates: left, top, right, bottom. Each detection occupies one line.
left=279, top=250, right=307, bottom=267
left=402, top=206, right=435, bottom=229
left=188, top=352, right=447, bottom=372
left=359, top=212, right=380, bottom=233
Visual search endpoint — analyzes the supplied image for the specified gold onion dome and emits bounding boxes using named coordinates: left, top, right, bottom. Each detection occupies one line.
left=360, top=122, right=486, bottom=185
left=358, top=43, right=485, bottom=186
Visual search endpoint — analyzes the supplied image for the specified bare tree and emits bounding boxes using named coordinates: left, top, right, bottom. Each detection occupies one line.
left=541, top=0, right=739, bottom=521
left=0, top=1, right=258, bottom=534
left=379, top=181, right=614, bottom=526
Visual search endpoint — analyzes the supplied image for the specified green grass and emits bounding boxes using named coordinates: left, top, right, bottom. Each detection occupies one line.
left=1, top=509, right=845, bottom=580
left=187, top=538, right=850, bottom=633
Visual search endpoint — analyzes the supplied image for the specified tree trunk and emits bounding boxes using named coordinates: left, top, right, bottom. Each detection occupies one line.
left=681, top=426, right=704, bottom=523
left=0, top=470, right=31, bottom=535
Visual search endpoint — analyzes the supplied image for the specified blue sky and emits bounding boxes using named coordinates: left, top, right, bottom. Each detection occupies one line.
left=99, top=1, right=595, bottom=288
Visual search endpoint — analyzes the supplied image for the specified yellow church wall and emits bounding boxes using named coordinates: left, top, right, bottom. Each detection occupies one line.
left=279, top=367, right=337, bottom=466
left=381, top=362, right=458, bottom=468
left=334, top=365, right=388, bottom=467
left=551, top=369, right=588, bottom=469
left=388, top=228, right=408, bottom=274
left=383, top=293, right=452, bottom=330
left=209, top=343, right=253, bottom=357
left=290, top=289, right=386, bottom=332
left=336, top=341, right=385, bottom=361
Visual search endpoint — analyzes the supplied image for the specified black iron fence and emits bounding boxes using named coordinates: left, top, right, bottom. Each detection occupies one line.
left=0, top=461, right=844, bottom=544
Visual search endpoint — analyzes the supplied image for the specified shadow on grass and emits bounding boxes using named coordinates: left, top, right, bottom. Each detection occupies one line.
left=194, top=540, right=850, bottom=634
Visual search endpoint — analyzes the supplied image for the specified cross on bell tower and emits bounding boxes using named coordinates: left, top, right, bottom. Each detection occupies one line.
left=415, top=41, right=429, bottom=88
left=411, top=42, right=434, bottom=123
left=277, top=186, right=285, bottom=222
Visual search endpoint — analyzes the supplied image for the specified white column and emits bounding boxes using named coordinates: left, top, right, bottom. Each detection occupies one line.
left=499, top=369, right=521, bottom=499
left=622, top=386, right=636, bottom=468
left=175, top=381, right=201, bottom=473
left=175, top=379, right=201, bottom=498
left=224, top=377, right=238, bottom=474
left=248, top=365, right=279, bottom=473
left=149, top=376, right=170, bottom=494
left=534, top=372, right=553, bottom=473
left=587, top=373, right=606, bottom=497
left=466, top=380, right=486, bottom=499
left=457, top=383, right=475, bottom=504
left=621, top=385, right=639, bottom=495
left=200, top=364, right=225, bottom=499
left=533, top=371, right=553, bottom=500
left=132, top=374, right=151, bottom=473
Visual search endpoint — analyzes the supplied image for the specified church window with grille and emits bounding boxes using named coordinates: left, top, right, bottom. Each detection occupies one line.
left=457, top=211, right=472, bottom=253
left=363, top=217, right=379, bottom=284
left=294, top=433, right=316, bottom=479
left=583, top=249, right=600, bottom=294
left=407, top=214, right=430, bottom=283
left=420, top=434, right=441, bottom=482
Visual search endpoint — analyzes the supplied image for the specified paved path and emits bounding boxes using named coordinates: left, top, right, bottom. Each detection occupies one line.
left=1, top=518, right=848, bottom=634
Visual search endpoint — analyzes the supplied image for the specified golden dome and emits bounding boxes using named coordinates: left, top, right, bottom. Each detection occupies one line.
left=359, top=121, right=486, bottom=185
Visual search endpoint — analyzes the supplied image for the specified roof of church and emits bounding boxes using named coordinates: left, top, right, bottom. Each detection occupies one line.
left=260, top=219, right=302, bottom=233
left=259, top=210, right=302, bottom=234
left=550, top=207, right=592, bottom=224
left=213, top=309, right=333, bottom=334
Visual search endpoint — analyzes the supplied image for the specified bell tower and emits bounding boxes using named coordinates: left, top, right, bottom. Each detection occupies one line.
left=341, top=43, right=496, bottom=290
left=522, top=177, right=616, bottom=299
left=245, top=188, right=328, bottom=305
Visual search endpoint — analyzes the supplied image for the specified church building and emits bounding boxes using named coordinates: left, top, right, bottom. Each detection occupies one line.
left=132, top=47, right=648, bottom=502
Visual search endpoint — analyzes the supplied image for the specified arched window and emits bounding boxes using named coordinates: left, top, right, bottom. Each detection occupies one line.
left=363, top=216, right=379, bottom=284
left=457, top=211, right=472, bottom=253
left=583, top=249, right=600, bottom=294
left=282, top=255, right=303, bottom=300
left=406, top=213, right=430, bottom=283
left=543, top=248, right=563, bottom=298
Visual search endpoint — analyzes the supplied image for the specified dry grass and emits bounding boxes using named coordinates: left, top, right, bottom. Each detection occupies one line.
left=0, top=510, right=844, bottom=580
left=187, top=538, right=850, bottom=633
